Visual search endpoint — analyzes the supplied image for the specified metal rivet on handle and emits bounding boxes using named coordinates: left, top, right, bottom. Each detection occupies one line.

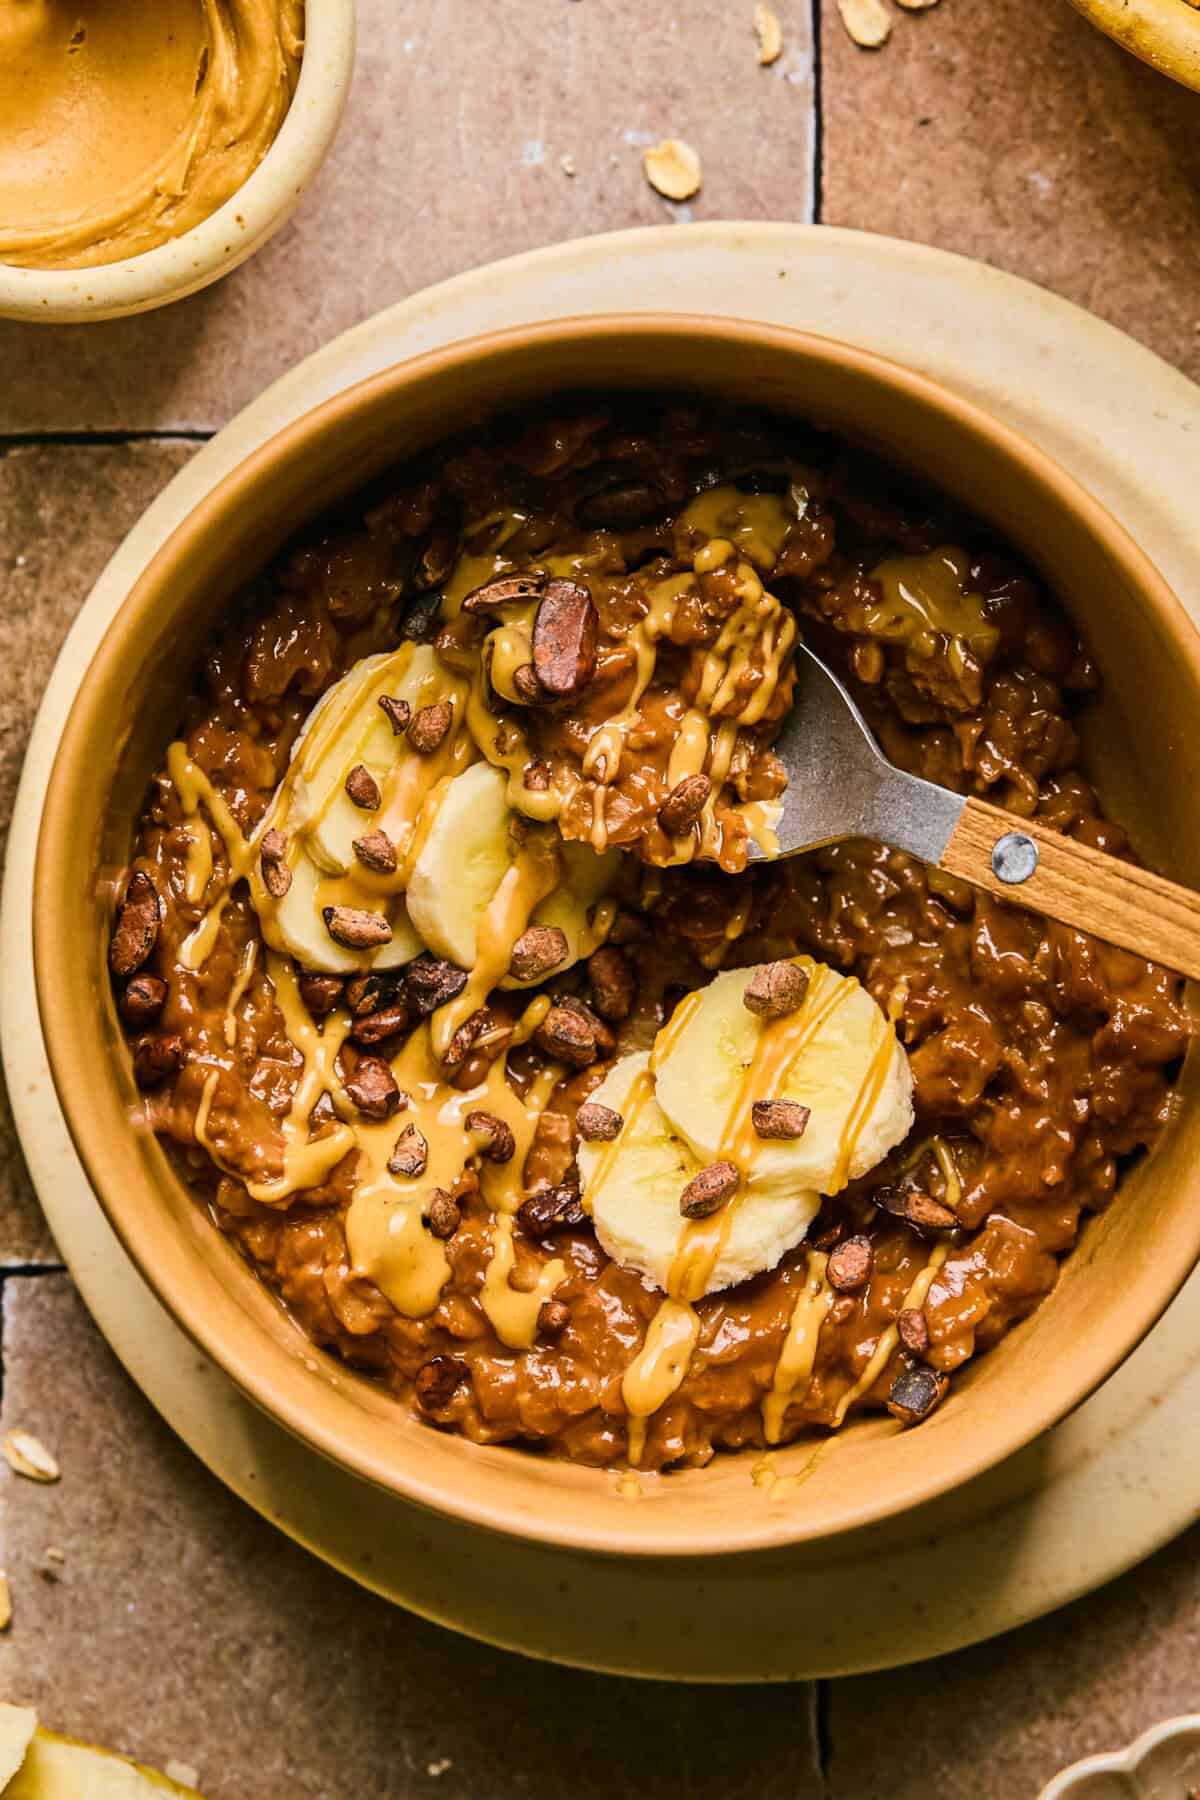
left=992, top=831, right=1039, bottom=885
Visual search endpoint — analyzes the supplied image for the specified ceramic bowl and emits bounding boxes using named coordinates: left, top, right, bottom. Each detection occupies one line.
left=1040, top=1715, right=1200, bottom=1798
left=0, top=0, right=355, bottom=324
left=32, top=316, right=1200, bottom=1556
left=1069, top=0, right=1200, bottom=91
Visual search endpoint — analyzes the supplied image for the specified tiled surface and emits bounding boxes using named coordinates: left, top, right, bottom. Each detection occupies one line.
left=2, top=1, right=1200, bottom=1793
left=0, top=0, right=815, bottom=433
left=0, top=1275, right=824, bottom=1800
left=826, top=1520, right=1200, bottom=1799
left=0, top=442, right=196, bottom=1265
left=821, top=0, right=1200, bottom=385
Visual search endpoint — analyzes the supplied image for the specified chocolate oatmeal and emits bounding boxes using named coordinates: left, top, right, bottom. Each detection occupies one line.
left=108, top=398, right=1188, bottom=1473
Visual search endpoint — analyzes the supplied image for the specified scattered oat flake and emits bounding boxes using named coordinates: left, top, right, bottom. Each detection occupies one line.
left=166, top=1760, right=200, bottom=1788
left=427, top=1759, right=453, bottom=1778
left=838, top=0, right=892, bottom=43
left=4, top=1431, right=60, bottom=1483
left=895, top=0, right=940, bottom=9
left=0, top=1573, right=10, bottom=1631
left=642, top=138, right=702, bottom=201
left=754, top=3, right=784, bottom=62
left=560, top=152, right=577, bottom=177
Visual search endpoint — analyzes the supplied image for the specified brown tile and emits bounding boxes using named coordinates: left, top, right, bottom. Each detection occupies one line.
left=0, top=1273, right=824, bottom=1799
left=826, top=1521, right=1200, bottom=1797
left=821, top=0, right=1200, bottom=384
left=0, top=0, right=815, bottom=434
left=0, top=442, right=196, bottom=1264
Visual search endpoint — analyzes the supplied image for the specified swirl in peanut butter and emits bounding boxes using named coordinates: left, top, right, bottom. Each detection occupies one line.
left=0, top=0, right=303, bottom=270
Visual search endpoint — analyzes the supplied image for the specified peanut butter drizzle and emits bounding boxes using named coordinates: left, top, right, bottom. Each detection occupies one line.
left=751, top=1438, right=833, bottom=1500
left=737, top=798, right=783, bottom=859
left=167, top=742, right=265, bottom=970
left=665, top=707, right=711, bottom=789
left=462, top=659, right=569, bottom=825
left=694, top=558, right=796, bottom=726
left=472, top=1060, right=566, bottom=1348
left=827, top=1013, right=893, bottom=1196
left=428, top=831, right=562, bottom=1062
left=485, top=603, right=539, bottom=704
left=244, top=953, right=355, bottom=1203
left=894, top=1130, right=963, bottom=1211
left=285, top=645, right=468, bottom=877
left=868, top=547, right=999, bottom=661
left=647, top=989, right=704, bottom=1072
left=680, top=487, right=795, bottom=571
left=578, top=1067, right=657, bottom=1220
left=621, top=1298, right=701, bottom=1468
left=481, top=1212, right=565, bottom=1351
left=667, top=963, right=853, bottom=1305
left=442, top=511, right=532, bottom=616
left=222, top=938, right=258, bottom=1049
left=931, top=1137, right=963, bottom=1210
left=831, top=1242, right=950, bottom=1428
left=697, top=886, right=754, bottom=971
left=621, top=962, right=897, bottom=1463
left=342, top=1014, right=564, bottom=1333
left=762, top=1251, right=835, bottom=1444
left=192, top=994, right=356, bottom=1209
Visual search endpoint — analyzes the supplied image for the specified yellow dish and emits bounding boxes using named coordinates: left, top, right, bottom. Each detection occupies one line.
left=1069, top=0, right=1200, bottom=92
left=32, top=314, right=1200, bottom=1560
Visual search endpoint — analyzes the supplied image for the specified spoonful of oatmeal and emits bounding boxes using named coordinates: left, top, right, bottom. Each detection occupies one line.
left=760, top=642, right=1200, bottom=982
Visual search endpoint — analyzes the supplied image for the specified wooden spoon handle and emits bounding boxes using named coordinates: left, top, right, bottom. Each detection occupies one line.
left=940, top=796, right=1200, bottom=982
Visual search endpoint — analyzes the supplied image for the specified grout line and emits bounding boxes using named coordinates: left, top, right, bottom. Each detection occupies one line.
left=810, top=0, right=825, bottom=223
left=0, top=429, right=214, bottom=453
left=815, top=1676, right=834, bottom=1795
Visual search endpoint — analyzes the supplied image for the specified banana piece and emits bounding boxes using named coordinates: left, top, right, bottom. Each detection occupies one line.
left=263, top=848, right=424, bottom=974
left=246, top=645, right=449, bottom=976
left=578, top=1053, right=821, bottom=1296
left=504, top=839, right=619, bottom=990
left=405, top=762, right=514, bottom=967
left=295, top=646, right=443, bottom=877
left=651, top=960, right=913, bottom=1201
left=4, top=1725, right=205, bottom=1796
left=406, top=762, right=620, bottom=980
left=0, top=1705, right=36, bottom=1789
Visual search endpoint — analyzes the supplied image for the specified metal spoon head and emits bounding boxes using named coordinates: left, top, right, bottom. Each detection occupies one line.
left=750, top=641, right=964, bottom=863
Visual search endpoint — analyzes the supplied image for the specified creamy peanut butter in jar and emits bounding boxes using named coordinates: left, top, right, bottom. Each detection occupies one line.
left=0, top=0, right=304, bottom=270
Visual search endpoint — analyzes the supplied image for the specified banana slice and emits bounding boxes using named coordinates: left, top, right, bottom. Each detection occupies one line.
left=405, top=762, right=514, bottom=966
left=263, top=849, right=424, bottom=974
left=651, top=960, right=913, bottom=1201
left=0, top=1705, right=36, bottom=1789
left=406, top=762, right=620, bottom=979
left=505, top=839, right=620, bottom=990
left=578, top=1052, right=821, bottom=1296
left=5, top=1725, right=204, bottom=1795
left=246, top=644, right=455, bottom=976
left=295, top=646, right=444, bottom=877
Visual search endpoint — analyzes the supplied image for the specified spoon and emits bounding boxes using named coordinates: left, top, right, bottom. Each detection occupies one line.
left=756, top=641, right=1200, bottom=983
